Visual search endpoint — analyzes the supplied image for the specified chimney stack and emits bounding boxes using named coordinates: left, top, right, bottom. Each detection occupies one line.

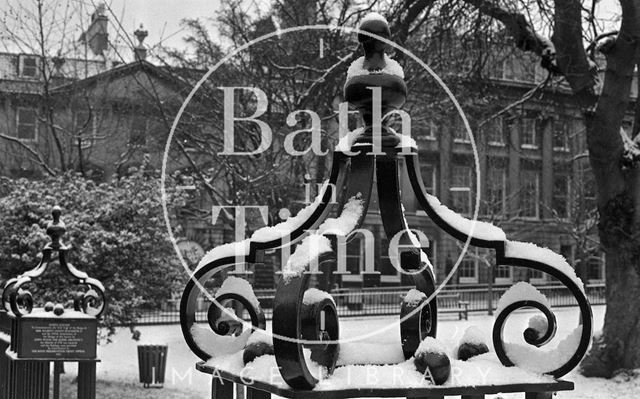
left=51, top=53, right=65, bottom=77
left=133, top=24, right=148, bottom=61
left=79, top=3, right=109, bottom=56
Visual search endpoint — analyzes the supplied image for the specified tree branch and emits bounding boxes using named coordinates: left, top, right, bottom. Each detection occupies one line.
left=462, top=0, right=560, bottom=73
left=0, top=134, right=56, bottom=176
left=551, top=0, right=599, bottom=103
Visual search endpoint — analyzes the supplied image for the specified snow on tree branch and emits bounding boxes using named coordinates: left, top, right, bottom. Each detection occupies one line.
left=462, top=0, right=559, bottom=73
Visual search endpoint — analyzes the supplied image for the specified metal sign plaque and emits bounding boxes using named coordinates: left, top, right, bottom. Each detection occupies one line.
left=17, top=317, right=97, bottom=359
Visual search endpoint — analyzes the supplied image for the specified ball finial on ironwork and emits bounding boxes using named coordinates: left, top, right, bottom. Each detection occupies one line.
left=357, top=13, right=391, bottom=71
left=46, top=206, right=66, bottom=250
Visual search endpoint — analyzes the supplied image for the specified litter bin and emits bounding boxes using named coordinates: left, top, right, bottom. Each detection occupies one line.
left=138, top=345, right=168, bottom=388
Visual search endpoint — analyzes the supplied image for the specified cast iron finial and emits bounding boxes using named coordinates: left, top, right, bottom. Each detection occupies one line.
left=344, top=13, right=406, bottom=147
left=46, top=206, right=66, bottom=250
left=357, top=13, right=391, bottom=72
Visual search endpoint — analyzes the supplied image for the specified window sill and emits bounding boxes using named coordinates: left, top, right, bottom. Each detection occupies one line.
left=454, top=139, right=471, bottom=144
left=341, top=275, right=362, bottom=283
left=459, top=278, right=478, bottom=284
left=488, top=141, right=505, bottom=147
left=520, top=144, right=539, bottom=150
left=381, top=275, right=400, bottom=283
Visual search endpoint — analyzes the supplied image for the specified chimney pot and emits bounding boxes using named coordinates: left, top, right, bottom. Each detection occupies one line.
left=133, top=24, right=148, bottom=61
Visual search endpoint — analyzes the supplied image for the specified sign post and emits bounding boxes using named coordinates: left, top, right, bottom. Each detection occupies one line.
left=0, top=207, right=106, bottom=399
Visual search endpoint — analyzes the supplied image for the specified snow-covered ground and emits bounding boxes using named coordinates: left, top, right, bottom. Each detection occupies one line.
left=81, top=305, right=640, bottom=398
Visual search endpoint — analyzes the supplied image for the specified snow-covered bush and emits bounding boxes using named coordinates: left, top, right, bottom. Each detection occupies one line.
left=0, top=168, right=186, bottom=338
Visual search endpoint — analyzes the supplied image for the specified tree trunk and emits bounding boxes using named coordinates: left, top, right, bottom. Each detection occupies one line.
left=581, top=247, right=640, bottom=377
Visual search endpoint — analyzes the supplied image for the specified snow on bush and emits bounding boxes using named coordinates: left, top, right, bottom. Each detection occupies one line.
left=505, top=241, right=585, bottom=292
left=303, top=288, right=335, bottom=305
left=424, top=193, right=506, bottom=241
left=495, top=282, right=550, bottom=315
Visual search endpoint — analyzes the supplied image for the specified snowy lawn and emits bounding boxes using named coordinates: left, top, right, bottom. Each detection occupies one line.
left=81, top=305, right=640, bottom=398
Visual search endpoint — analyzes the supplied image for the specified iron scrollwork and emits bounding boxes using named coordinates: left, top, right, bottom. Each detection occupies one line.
left=2, top=206, right=106, bottom=318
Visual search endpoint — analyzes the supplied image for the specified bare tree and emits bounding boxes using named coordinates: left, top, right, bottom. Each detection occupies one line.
left=376, top=0, right=640, bottom=377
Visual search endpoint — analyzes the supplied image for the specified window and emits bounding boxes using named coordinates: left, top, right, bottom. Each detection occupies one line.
left=503, top=56, right=516, bottom=80
left=453, top=118, right=470, bottom=143
left=450, top=165, right=473, bottom=215
left=495, top=265, right=512, bottom=284
left=552, top=174, right=571, bottom=219
left=486, top=163, right=507, bottom=216
left=529, top=268, right=546, bottom=284
left=420, top=164, right=437, bottom=195
left=16, top=108, right=38, bottom=141
left=521, top=59, right=536, bottom=82
left=587, top=255, right=605, bottom=281
left=74, top=110, right=96, bottom=149
left=20, top=56, right=38, bottom=78
left=420, top=120, right=437, bottom=141
left=380, top=236, right=400, bottom=283
left=521, top=117, right=539, bottom=148
left=130, top=115, right=147, bottom=145
left=578, top=162, right=597, bottom=210
left=342, top=236, right=363, bottom=283
left=520, top=169, right=540, bottom=218
left=459, top=252, right=478, bottom=284
left=485, top=117, right=504, bottom=146
left=584, top=174, right=597, bottom=210
left=553, top=120, right=570, bottom=151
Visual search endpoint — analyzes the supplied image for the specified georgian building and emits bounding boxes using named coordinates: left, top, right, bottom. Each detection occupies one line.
left=0, top=5, right=611, bottom=290
left=341, top=49, right=611, bottom=289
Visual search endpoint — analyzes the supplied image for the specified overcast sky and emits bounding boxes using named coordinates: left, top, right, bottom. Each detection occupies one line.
left=104, top=0, right=222, bottom=50
left=0, top=0, right=623, bottom=60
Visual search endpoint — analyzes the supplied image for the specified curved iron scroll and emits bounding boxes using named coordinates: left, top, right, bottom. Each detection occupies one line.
left=405, top=152, right=593, bottom=378
left=2, top=207, right=106, bottom=318
left=180, top=153, right=349, bottom=361
left=375, top=155, right=438, bottom=358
